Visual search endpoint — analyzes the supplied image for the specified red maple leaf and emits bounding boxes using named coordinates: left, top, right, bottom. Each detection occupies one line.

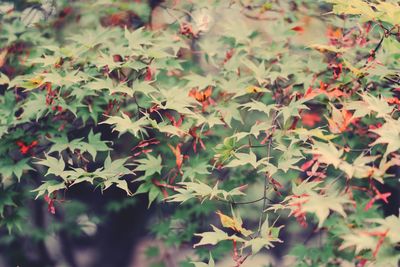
left=44, top=194, right=56, bottom=215
left=144, top=66, right=155, bottom=81
left=291, top=26, right=304, bottom=33
left=168, top=143, right=184, bottom=175
left=364, top=186, right=391, bottom=211
left=16, top=140, right=38, bottom=155
left=301, top=112, right=321, bottom=127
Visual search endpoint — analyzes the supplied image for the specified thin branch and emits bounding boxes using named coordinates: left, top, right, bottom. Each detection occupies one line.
left=257, top=110, right=278, bottom=233
left=216, top=196, right=277, bottom=206
left=362, top=34, right=385, bottom=68
left=384, top=76, right=400, bottom=85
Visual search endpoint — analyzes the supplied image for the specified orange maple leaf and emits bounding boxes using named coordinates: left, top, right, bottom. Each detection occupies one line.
left=326, top=106, right=354, bottom=133
left=301, top=112, right=321, bottom=127
left=189, top=86, right=212, bottom=102
left=168, top=143, right=184, bottom=174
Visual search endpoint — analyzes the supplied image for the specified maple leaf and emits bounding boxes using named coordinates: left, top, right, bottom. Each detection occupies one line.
left=189, top=86, right=212, bottom=102
left=168, top=143, right=184, bottom=174
left=369, top=118, right=400, bottom=156
left=307, top=141, right=343, bottom=168
left=367, top=215, right=400, bottom=244
left=32, top=180, right=66, bottom=199
left=193, top=224, right=244, bottom=248
left=243, top=216, right=283, bottom=254
left=364, top=186, right=391, bottom=211
left=225, top=151, right=269, bottom=169
left=327, top=0, right=378, bottom=23
left=191, top=253, right=215, bottom=267
left=290, top=128, right=337, bottom=142
left=362, top=94, right=393, bottom=118
left=86, top=78, right=133, bottom=96
left=301, top=112, right=321, bottom=127
left=167, top=180, right=245, bottom=203
left=339, top=232, right=377, bottom=254
left=291, top=26, right=305, bottom=33
left=134, top=154, right=163, bottom=179
left=215, top=210, right=252, bottom=236
left=184, top=73, right=215, bottom=89
left=326, top=104, right=354, bottom=134
left=0, top=158, right=33, bottom=182
left=240, top=99, right=276, bottom=115
left=100, top=113, right=148, bottom=138
left=338, top=154, right=379, bottom=180
left=44, top=194, right=56, bottom=214
left=87, top=130, right=111, bottom=159
left=16, top=140, right=38, bottom=155
left=279, top=98, right=309, bottom=125
left=241, top=58, right=269, bottom=85
left=301, top=193, right=351, bottom=227
left=36, top=155, right=66, bottom=178
left=269, top=179, right=351, bottom=227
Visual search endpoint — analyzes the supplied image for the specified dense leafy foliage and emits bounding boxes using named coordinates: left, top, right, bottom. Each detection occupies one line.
left=0, top=0, right=399, bottom=266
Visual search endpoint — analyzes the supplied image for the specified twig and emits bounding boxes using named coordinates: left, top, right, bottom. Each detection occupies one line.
left=257, top=110, right=278, bottom=233
left=216, top=196, right=277, bottom=206
left=384, top=76, right=400, bottom=85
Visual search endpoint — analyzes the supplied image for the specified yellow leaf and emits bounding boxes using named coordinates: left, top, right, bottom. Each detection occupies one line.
left=246, top=85, right=263, bottom=93
left=216, top=210, right=252, bottom=236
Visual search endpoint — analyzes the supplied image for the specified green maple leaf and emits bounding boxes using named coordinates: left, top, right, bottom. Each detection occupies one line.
left=362, top=93, right=393, bottom=118
left=42, top=70, right=87, bottom=87
left=184, top=73, right=215, bottom=89
left=338, top=154, right=379, bottom=179
left=103, top=176, right=132, bottom=196
left=87, top=130, right=111, bottom=159
left=369, top=118, right=400, bottom=156
left=326, top=0, right=379, bottom=23
left=339, top=232, right=377, bottom=254
left=225, top=151, right=269, bottom=169
left=131, top=80, right=158, bottom=95
left=216, top=102, right=243, bottom=127
left=92, top=52, right=123, bottom=71
left=20, top=93, right=49, bottom=122
left=279, top=98, right=309, bottom=125
left=47, top=135, right=86, bottom=154
left=0, top=158, right=33, bottom=182
left=241, top=58, right=269, bottom=85
left=134, top=154, right=163, bottom=179
left=302, top=193, right=351, bottom=228
left=193, top=224, right=244, bottom=248
left=217, top=75, right=252, bottom=98
left=167, top=180, right=245, bottom=203
left=133, top=182, right=160, bottom=208
left=181, top=158, right=211, bottom=181
left=102, top=154, right=132, bottom=176
left=153, top=86, right=198, bottom=115
left=36, top=155, right=66, bottom=178
left=29, top=54, right=60, bottom=67
left=0, top=190, right=16, bottom=217
left=244, top=217, right=283, bottom=254
left=68, top=27, right=114, bottom=50
left=100, top=113, right=148, bottom=138
left=32, top=180, right=66, bottom=199
left=290, top=128, right=337, bottom=142
left=191, top=252, right=215, bottom=267
left=307, top=141, right=343, bottom=168
left=240, top=99, right=276, bottom=115
left=86, top=78, right=133, bottom=96
left=367, top=215, right=400, bottom=244
left=124, top=27, right=152, bottom=51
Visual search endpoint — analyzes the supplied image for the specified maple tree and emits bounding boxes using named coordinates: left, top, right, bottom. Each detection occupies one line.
left=0, top=0, right=399, bottom=266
